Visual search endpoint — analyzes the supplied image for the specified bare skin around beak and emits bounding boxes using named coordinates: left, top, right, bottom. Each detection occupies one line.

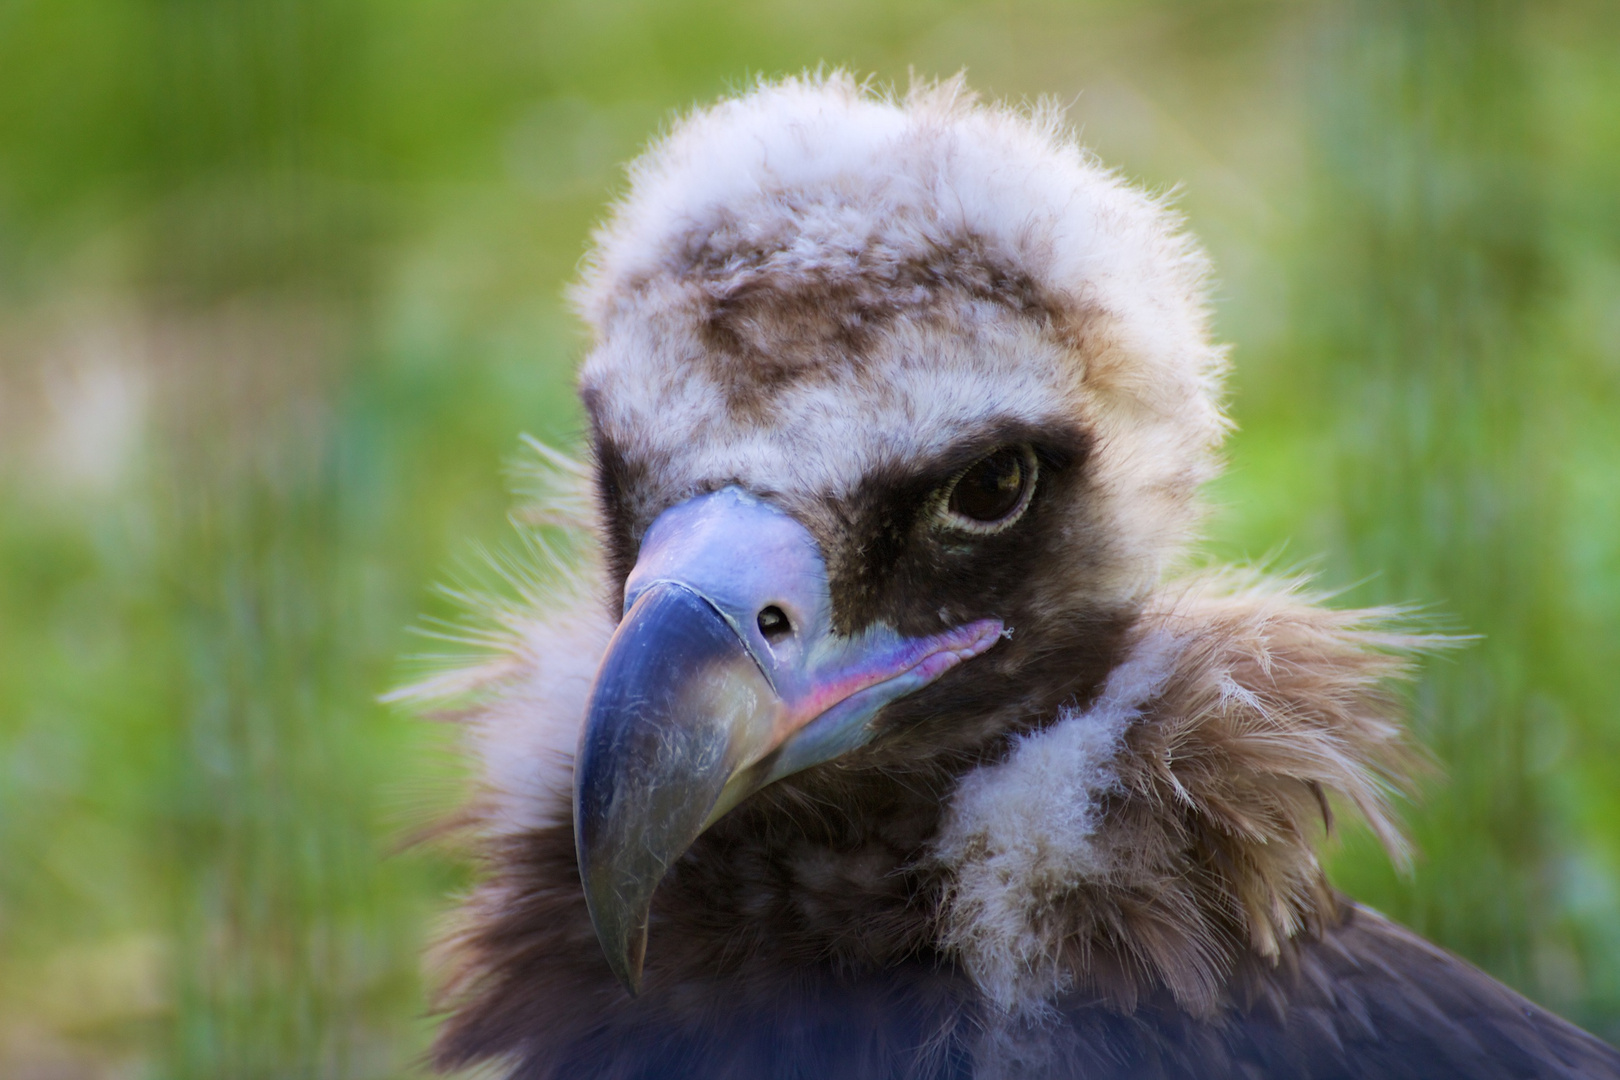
left=573, top=487, right=1002, bottom=994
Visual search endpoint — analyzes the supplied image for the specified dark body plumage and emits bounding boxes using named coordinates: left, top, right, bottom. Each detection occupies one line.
left=429, top=585, right=1620, bottom=1078
left=410, top=74, right=1620, bottom=1078
left=436, top=785, right=1619, bottom=1079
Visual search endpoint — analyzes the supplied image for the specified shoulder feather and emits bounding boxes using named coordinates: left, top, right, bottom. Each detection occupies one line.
left=936, top=573, right=1432, bottom=1018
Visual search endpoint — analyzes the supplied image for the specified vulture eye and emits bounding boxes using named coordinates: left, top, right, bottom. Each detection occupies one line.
left=939, top=445, right=1039, bottom=534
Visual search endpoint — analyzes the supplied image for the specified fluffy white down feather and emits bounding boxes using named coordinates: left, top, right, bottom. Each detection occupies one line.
left=935, top=629, right=1186, bottom=1015
left=469, top=589, right=612, bottom=835
left=572, top=72, right=1228, bottom=597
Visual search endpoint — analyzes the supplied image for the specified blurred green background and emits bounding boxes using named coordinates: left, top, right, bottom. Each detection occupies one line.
left=1, top=0, right=1617, bottom=1075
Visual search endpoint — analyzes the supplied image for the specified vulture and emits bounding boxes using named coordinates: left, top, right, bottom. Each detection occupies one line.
left=408, top=74, right=1620, bottom=1079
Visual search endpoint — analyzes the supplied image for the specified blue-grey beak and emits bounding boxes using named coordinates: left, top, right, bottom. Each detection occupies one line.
left=573, top=487, right=1002, bottom=994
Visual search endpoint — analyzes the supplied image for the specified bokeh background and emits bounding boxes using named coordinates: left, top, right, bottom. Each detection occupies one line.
left=1, top=0, right=1617, bottom=1075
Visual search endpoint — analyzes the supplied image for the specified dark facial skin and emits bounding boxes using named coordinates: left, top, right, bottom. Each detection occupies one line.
left=585, top=410, right=1132, bottom=779
left=810, top=421, right=1092, bottom=637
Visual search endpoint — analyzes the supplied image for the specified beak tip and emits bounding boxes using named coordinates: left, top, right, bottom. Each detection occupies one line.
left=606, top=925, right=647, bottom=998
left=574, top=580, right=770, bottom=997
left=580, top=872, right=650, bottom=996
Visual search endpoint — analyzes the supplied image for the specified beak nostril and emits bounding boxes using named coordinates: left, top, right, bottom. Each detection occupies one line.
left=757, top=605, right=792, bottom=642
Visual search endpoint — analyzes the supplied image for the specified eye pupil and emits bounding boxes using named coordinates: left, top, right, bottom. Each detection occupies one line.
left=949, top=447, right=1028, bottom=523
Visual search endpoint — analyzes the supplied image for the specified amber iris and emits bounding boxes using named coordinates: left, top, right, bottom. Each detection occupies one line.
left=949, top=447, right=1029, bottom=523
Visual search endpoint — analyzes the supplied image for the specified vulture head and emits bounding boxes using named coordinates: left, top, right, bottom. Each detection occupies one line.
left=414, top=74, right=1619, bottom=1080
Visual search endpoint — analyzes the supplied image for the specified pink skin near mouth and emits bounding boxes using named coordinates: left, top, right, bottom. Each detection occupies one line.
left=775, top=618, right=1005, bottom=741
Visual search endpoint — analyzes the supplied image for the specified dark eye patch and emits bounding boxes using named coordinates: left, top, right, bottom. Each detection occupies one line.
left=819, top=425, right=1089, bottom=635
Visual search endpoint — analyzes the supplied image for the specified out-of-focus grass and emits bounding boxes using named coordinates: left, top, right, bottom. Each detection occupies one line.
left=1208, top=0, right=1620, bottom=1035
left=0, top=0, right=1616, bottom=1075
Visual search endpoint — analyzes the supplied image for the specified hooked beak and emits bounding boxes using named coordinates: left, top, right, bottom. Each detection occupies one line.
left=573, top=487, right=1002, bottom=994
